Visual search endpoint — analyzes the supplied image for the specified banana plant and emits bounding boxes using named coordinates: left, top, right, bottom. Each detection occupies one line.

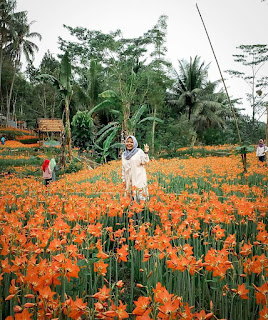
left=94, top=126, right=121, bottom=163
left=36, top=51, right=72, bottom=165
left=98, top=89, right=163, bottom=139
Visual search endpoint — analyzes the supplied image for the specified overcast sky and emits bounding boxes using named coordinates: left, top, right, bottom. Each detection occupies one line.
left=16, top=0, right=268, bottom=120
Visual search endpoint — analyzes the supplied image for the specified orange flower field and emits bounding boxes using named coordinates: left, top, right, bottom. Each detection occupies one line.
left=0, top=148, right=267, bottom=319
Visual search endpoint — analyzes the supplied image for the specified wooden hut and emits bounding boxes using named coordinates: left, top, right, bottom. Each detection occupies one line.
left=35, top=118, right=64, bottom=146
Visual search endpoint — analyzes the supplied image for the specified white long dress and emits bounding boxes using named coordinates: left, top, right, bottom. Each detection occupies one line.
left=122, top=149, right=149, bottom=200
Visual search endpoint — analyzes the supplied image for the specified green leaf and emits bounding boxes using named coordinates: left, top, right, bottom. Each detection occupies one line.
left=138, top=116, right=164, bottom=124
left=36, top=74, right=61, bottom=91
left=235, top=145, right=255, bottom=154
left=89, top=100, right=113, bottom=116
left=96, top=122, right=118, bottom=137
left=131, top=104, right=147, bottom=125
left=60, top=52, right=72, bottom=94
left=96, top=123, right=119, bottom=143
left=99, top=90, right=119, bottom=99
left=103, top=127, right=119, bottom=152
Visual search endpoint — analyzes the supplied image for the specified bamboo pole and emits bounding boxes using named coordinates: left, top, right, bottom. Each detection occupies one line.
left=196, top=4, right=242, bottom=145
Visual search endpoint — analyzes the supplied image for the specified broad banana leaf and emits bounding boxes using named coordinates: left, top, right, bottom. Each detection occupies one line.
left=36, top=74, right=61, bottom=92
left=131, top=104, right=147, bottom=125
left=103, top=127, right=119, bottom=149
left=99, top=90, right=119, bottom=99
left=96, top=123, right=119, bottom=143
left=96, top=121, right=119, bottom=137
left=60, top=52, right=72, bottom=95
left=110, top=142, right=124, bottom=149
left=138, top=116, right=164, bottom=124
left=89, top=100, right=114, bottom=116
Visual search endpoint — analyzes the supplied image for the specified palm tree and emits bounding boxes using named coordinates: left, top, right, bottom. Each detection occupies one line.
left=191, top=83, right=230, bottom=144
left=170, top=56, right=228, bottom=145
left=6, top=13, right=41, bottom=122
left=0, top=0, right=26, bottom=110
left=170, top=56, right=211, bottom=119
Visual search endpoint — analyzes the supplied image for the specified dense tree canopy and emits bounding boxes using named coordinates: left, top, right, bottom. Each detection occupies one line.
left=0, top=0, right=266, bottom=156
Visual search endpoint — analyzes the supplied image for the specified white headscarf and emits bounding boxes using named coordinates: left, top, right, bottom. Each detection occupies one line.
left=49, top=158, right=56, bottom=171
left=123, top=135, right=140, bottom=160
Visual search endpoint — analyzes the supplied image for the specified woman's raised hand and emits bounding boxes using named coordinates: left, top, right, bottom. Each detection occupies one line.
left=144, top=144, right=149, bottom=153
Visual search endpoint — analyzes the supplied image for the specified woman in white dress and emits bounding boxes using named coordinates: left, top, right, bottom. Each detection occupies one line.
left=122, top=135, right=149, bottom=201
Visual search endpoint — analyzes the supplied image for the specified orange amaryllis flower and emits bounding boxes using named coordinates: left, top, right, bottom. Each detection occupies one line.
left=133, top=296, right=151, bottom=316
left=254, top=282, right=268, bottom=305
left=38, top=286, right=57, bottom=302
left=212, top=225, right=225, bottom=240
left=92, top=285, right=111, bottom=301
left=116, top=244, right=129, bottom=263
left=63, top=259, right=80, bottom=281
left=68, top=296, right=87, bottom=319
left=194, top=310, right=213, bottom=320
left=113, top=300, right=129, bottom=319
left=157, top=299, right=181, bottom=319
left=116, top=280, right=124, bottom=288
left=259, top=306, right=268, bottom=320
left=94, top=260, right=109, bottom=276
left=240, top=243, right=252, bottom=256
left=14, top=308, right=33, bottom=320
left=236, top=283, right=249, bottom=300
left=23, top=302, right=35, bottom=308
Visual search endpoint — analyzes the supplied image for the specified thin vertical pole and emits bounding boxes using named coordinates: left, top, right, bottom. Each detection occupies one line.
left=196, top=4, right=242, bottom=144
left=266, top=103, right=268, bottom=159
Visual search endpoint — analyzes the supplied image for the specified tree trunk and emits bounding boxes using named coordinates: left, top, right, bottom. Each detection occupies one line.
left=60, top=131, right=66, bottom=167
left=6, top=69, right=16, bottom=127
left=65, top=96, right=72, bottom=161
left=121, top=101, right=131, bottom=145
left=151, top=105, right=157, bottom=155
left=190, top=132, right=197, bottom=147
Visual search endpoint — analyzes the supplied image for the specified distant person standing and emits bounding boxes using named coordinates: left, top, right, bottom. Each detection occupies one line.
left=42, top=159, right=52, bottom=186
left=256, top=139, right=268, bottom=162
left=49, top=157, right=57, bottom=181
left=1, top=136, right=5, bottom=145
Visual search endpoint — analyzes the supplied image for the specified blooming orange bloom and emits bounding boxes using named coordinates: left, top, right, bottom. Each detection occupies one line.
left=68, top=296, right=87, bottom=319
left=112, top=300, right=129, bottom=320
left=93, top=285, right=111, bottom=301
left=94, top=260, right=109, bottom=276
left=14, top=308, right=33, bottom=320
left=133, top=296, right=151, bottom=316
left=236, top=283, right=249, bottom=300
left=117, top=244, right=129, bottom=263
left=254, top=282, right=268, bottom=305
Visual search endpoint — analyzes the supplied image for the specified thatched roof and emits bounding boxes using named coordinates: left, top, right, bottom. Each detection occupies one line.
left=36, top=118, right=64, bottom=133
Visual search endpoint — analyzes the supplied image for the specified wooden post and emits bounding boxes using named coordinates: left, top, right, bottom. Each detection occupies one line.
left=196, top=4, right=242, bottom=145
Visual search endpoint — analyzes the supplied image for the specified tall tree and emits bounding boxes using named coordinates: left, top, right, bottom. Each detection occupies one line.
left=37, top=52, right=73, bottom=163
left=226, top=44, right=268, bottom=134
left=170, top=56, right=210, bottom=120
left=144, top=15, right=172, bottom=153
left=0, top=0, right=24, bottom=111
left=170, top=56, right=227, bottom=145
left=6, top=13, right=41, bottom=122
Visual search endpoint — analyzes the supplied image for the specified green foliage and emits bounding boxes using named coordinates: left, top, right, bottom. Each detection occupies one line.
left=94, top=126, right=120, bottom=163
left=234, top=145, right=255, bottom=155
left=0, top=129, right=25, bottom=139
left=63, top=158, right=83, bottom=173
left=71, top=110, right=95, bottom=151
left=19, top=138, right=39, bottom=144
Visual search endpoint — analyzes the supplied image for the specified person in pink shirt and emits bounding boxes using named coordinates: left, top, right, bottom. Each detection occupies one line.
left=42, top=159, right=52, bottom=186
